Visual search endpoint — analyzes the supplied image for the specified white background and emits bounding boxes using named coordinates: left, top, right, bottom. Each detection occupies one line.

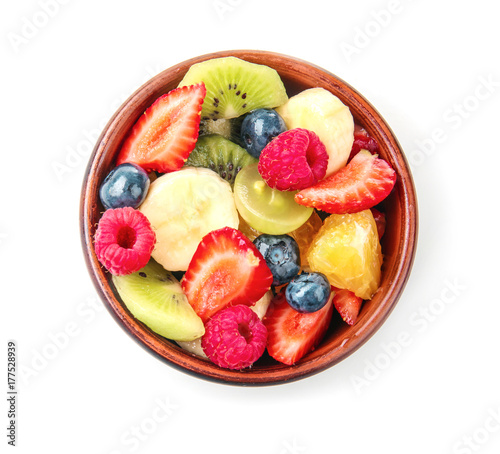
left=2, top=0, right=500, bottom=453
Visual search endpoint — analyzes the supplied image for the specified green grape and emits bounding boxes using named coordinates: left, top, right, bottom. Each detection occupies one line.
left=234, top=164, right=313, bottom=235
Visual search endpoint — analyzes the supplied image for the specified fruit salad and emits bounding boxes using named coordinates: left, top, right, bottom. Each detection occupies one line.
left=93, top=56, right=397, bottom=369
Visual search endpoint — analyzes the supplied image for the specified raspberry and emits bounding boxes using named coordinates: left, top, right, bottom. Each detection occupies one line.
left=258, top=128, right=328, bottom=191
left=94, top=207, right=156, bottom=275
left=201, top=305, right=267, bottom=370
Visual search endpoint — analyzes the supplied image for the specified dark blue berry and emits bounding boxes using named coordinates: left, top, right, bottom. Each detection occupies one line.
left=240, top=109, right=287, bottom=158
left=253, top=234, right=300, bottom=286
left=285, top=272, right=331, bottom=313
left=99, top=163, right=150, bottom=210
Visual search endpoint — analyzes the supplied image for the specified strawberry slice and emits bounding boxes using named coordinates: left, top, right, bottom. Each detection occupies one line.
left=332, top=287, right=363, bottom=326
left=263, top=289, right=334, bottom=365
left=348, top=124, right=380, bottom=162
left=181, top=227, right=273, bottom=323
left=294, top=150, right=396, bottom=214
left=116, top=83, right=206, bottom=173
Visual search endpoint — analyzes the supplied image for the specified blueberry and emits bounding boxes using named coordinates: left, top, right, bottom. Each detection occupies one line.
left=253, top=234, right=300, bottom=286
left=240, top=109, right=287, bottom=158
left=99, top=163, right=150, bottom=210
left=285, top=272, right=331, bottom=313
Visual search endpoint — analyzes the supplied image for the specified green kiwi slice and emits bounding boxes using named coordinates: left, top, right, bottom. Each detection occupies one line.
left=179, top=56, right=288, bottom=120
left=186, top=134, right=257, bottom=185
left=112, top=260, right=204, bottom=342
left=199, top=116, right=244, bottom=146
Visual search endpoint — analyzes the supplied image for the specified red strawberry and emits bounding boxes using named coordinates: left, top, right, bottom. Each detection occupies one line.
left=370, top=207, right=386, bottom=240
left=116, top=83, right=206, bottom=173
left=348, top=124, right=380, bottom=162
left=332, top=287, right=363, bottom=326
left=181, top=227, right=273, bottom=323
left=263, top=289, right=334, bottom=365
left=294, top=150, right=396, bottom=214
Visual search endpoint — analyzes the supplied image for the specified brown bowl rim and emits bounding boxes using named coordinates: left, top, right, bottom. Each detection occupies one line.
left=80, top=49, right=418, bottom=386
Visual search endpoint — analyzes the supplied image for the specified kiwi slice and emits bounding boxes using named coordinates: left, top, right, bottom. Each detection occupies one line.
left=186, top=134, right=257, bottom=185
left=179, top=56, right=288, bottom=120
left=112, top=260, right=204, bottom=342
left=199, top=116, right=244, bottom=146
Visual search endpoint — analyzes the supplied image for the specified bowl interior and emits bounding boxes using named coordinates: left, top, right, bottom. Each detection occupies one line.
left=80, top=50, right=417, bottom=385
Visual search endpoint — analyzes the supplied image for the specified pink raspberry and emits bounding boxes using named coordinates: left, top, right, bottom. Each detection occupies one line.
left=94, top=207, right=155, bottom=275
left=258, top=128, right=328, bottom=191
left=201, top=305, right=267, bottom=370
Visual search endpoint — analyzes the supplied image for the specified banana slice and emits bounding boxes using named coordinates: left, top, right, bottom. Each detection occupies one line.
left=176, top=290, right=273, bottom=358
left=139, top=167, right=239, bottom=271
left=276, top=88, right=354, bottom=176
left=250, top=289, right=273, bottom=319
left=175, top=338, right=207, bottom=358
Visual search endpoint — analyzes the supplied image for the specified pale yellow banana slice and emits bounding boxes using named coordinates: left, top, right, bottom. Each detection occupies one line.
left=250, top=289, right=273, bottom=319
left=175, top=338, right=207, bottom=358
left=276, top=88, right=354, bottom=176
left=139, top=167, right=239, bottom=271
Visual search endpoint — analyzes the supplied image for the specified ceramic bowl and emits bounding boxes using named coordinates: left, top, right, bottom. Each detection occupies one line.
left=80, top=50, right=418, bottom=385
